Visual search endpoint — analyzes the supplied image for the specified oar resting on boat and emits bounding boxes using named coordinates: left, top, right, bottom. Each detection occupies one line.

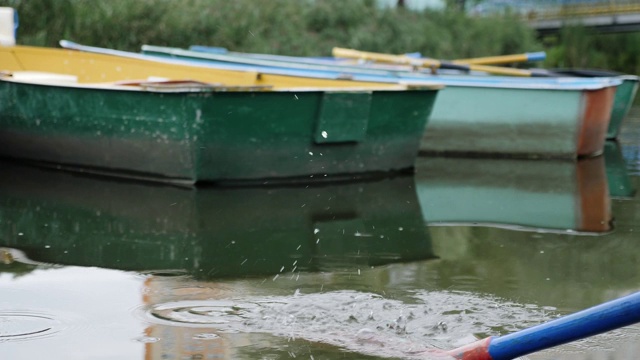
left=332, top=47, right=554, bottom=77
left=452, top=51, right=546, bottom=65
left=423, top=291, right=640, bottom=359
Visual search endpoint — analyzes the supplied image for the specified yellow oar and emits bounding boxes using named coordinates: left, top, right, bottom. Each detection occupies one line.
left=332, top=47, right=546, bottom=77
left=454, top=51, right=546, bottom=65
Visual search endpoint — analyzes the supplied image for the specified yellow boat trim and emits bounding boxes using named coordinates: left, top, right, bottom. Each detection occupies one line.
left=0, top=45, right=441, bottom=91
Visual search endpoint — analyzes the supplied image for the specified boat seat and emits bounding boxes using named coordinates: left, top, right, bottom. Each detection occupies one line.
left=3, top=71, right=78, bottom=84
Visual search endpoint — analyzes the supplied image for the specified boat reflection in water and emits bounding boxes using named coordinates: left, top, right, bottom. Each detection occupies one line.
left=604, top=140, right=636, bottom=199
left=415, top=154, right=613, bottom=234
left=414, top=148, right=640, bottom=311
left=0, top=160, right=440, bottom=360
left=0, top=153, right=634, bottom=359
left=0, top=161, right=434, bottom=278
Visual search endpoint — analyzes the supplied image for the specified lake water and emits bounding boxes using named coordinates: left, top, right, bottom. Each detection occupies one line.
left=1, top=108, right=640, bottom=359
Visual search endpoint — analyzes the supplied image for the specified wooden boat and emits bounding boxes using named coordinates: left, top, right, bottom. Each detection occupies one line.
left=0, top=160, right=434, bottom=277
left=551, top=69, right=639, bottom=140
left=415, top=155, right=612, bottom=234
left=228, top=46, right=638, bottom=140
left=131, top=43, right=620, bottom=159
left=0, top=45, right=441, bottom=184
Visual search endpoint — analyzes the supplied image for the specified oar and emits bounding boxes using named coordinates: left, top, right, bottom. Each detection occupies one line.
left=453, top=51, right=546, bottom=65
left=430, top=291, right=640, bottom=360
left=332, top=48, right=552, bottom=77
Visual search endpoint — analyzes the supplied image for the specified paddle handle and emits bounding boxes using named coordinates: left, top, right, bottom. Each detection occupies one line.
left=332, top=47, right=536, bottom=77
left=443, top=291, right=640, bottom=360
left=487, top=291, right=640, bottom=360
left=454, top=52, right=546, bottom=65
left=332, top=47, right=440, bottom=67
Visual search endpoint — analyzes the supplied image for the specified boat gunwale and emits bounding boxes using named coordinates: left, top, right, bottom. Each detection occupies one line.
left=136, top=43, right=623, bottom=91
left=0, top=71, right=440, bottom=93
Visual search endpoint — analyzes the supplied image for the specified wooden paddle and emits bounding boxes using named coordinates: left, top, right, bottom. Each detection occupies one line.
left=332, top=48, right=551, bottom=77
left=428, top=291, right=640, bottom=360
left=454, top=51, right=546, bottom=65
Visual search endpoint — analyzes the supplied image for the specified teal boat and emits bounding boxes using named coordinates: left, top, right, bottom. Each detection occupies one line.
left=129, top=43, right=621, bottom=159
left=0, top=45, right=441, bottom=184
left=0, top=161, right=434, bottom=277
left=548, top=69, right=639, bottom=140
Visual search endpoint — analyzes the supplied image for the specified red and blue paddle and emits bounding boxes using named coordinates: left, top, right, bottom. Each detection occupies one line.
left=435, top=291, right=640, bottom=360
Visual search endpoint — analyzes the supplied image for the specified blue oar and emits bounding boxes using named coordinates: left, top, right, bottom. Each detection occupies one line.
left=434, top=291, right=640, bottom=360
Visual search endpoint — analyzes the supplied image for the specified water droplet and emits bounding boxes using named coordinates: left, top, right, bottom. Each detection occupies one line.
left=192, top=333, right=220, bottom=340
left=356, top=328, right=375, bottom=340
left=135, top=336, right=160, bottom=343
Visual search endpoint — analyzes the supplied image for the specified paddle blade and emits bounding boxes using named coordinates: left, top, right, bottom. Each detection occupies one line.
left=443, top=291, right=640, bottom=360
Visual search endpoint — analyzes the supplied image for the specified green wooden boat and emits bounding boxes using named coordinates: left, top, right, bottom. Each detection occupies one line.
left=0, top=160, right=434, bottom=278
left=609, top=76, right=639, bottom=139
left=0, top=46, right=441, bottom=184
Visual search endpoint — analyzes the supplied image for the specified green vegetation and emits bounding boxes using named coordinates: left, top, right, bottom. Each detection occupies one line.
left=0, top=0, right=638, bottom=75
left=0, top=0, right=539, bottom=58
left=543, top=26, right=640, bottom=75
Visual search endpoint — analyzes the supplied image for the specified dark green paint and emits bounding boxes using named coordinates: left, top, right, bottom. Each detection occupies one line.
left=314, top=92, right=371, bottom=143
left=0, top=80, right=438, bottom=183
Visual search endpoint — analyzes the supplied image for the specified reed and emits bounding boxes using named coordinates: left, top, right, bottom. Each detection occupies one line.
left=2, top=0, right=638, bottom=76
left=0, top=0, right=539, bottom=59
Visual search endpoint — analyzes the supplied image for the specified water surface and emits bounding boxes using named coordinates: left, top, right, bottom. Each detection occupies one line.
left=1, top=109, right=640, bottom=359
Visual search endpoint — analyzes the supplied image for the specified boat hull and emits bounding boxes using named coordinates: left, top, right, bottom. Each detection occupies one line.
left=136, top=44, right=620, bottom=159
left=425, top=85, right=616, bottom=158
left=0, top=77, right=438, bottom=184
left=607, top=76, right=639, bottom=139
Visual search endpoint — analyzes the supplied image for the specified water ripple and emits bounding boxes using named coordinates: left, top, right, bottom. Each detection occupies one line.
left=0, top=311, right=63, bottom=342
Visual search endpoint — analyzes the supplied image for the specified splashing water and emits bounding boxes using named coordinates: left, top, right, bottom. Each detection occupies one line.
left=143, top=289, right=556, bottom=359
